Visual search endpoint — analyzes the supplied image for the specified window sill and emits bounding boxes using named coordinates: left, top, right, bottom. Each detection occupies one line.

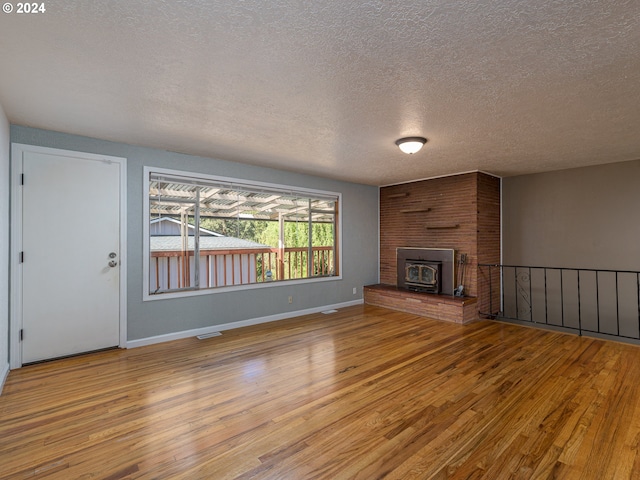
left=143, top=274, right=342, bottom=302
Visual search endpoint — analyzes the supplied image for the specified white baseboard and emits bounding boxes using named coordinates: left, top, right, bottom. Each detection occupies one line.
left=127, top=299, right=364, bottom=349
left=0, top=362, right=9, bottom=395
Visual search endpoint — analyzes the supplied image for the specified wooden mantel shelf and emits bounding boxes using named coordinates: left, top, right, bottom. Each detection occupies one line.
left=400, top=208, right=432, bottom=214
left=426, top=224, right=460, bottom=230
left=364, top=284, right=478, bottom=324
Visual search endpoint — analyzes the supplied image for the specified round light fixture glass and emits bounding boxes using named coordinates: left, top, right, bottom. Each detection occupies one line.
left=395, top=137, right=427, bottom=154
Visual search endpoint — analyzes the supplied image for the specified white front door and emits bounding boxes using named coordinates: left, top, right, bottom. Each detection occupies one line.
left=14, top=146, right=125, bottom=364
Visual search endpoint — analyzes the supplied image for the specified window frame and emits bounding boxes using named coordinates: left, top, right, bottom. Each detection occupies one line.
left=143, top=166, right=343, bottom=301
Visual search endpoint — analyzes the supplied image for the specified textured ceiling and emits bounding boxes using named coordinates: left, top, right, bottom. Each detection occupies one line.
left=1, top=0, right=639, bottom=185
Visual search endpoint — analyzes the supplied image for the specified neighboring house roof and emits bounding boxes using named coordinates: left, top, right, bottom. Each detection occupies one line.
left=151, top=236, right=271, bottom=252
left=150, top=217, right=221, bottom=237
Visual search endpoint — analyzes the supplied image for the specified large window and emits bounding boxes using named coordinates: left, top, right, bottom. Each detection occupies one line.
left=144, top=168, right=340, bottom=297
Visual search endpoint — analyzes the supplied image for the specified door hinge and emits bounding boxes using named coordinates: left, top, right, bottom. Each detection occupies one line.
left=20, top=329, right=23, bottom=341
left=19, top=251, right=24, bottom=263
left=20, top=174, right=24, bottom=185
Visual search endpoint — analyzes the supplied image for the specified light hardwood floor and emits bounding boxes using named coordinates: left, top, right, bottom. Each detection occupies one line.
left=2, top=305, right=640, bottom=479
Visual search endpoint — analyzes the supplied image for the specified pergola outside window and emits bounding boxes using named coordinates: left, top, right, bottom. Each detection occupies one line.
left=145, top=169, right=340, bottom=297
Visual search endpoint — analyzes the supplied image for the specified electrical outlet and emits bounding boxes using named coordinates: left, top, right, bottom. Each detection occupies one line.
left=353, top=287, right=357, bottom=295
left=288, top=296, right=293, bottom=304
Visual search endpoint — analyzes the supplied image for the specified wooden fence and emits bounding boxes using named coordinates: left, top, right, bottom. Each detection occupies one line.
left=150, top=246, right=335, bottom=292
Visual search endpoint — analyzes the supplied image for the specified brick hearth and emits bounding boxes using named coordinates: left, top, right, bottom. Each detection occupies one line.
left=364, top=284, right=478, bottom=324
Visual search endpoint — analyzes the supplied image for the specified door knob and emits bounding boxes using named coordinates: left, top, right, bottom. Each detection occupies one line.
left=108, top=260, right=118, bottom=268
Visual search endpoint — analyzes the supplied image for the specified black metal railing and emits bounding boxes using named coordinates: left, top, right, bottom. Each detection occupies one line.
left=479, top=264, right=640, bottom=341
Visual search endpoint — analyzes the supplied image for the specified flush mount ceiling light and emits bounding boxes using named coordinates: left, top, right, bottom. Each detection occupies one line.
left=395, top=137, right=427, bottom=154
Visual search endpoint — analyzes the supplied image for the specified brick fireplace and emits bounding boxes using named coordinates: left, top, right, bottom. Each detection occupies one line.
left=364, top=172, right=500, bottom=323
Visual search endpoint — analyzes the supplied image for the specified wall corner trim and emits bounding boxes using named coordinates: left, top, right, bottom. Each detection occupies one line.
left=0, top=363, right=9, bottom=395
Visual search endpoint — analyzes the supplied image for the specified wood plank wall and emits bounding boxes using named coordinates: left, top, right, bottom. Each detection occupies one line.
left=380, top=172, right=500, bottom=311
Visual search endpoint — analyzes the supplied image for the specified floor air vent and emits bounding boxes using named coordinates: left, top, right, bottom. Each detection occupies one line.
left=196, top=332, right=222, bottom=340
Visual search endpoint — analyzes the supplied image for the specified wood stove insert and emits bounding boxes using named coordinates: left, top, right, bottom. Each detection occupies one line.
left=396, top=247, right=455, bottom=295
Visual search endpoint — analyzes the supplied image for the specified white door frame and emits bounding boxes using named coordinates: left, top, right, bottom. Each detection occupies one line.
left=10, top=144, right=127, bottom=369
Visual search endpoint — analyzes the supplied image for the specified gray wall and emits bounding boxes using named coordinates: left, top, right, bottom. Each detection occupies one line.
left=0, top=104, right=8, bottom=385
left=11, top=126, right=379, bottom=341
left=503, top=159, right=640, bottom=270
left=502, top=160, right=640, bottom=336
